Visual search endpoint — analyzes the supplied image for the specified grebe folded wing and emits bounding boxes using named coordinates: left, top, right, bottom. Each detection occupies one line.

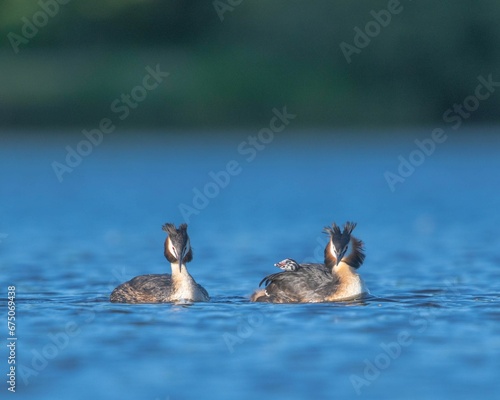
left=259, top=265, right=337, bottom=303
left=196, top=283, right=210, bottom=300
left=260, top=262, right=325, bottom=287
left=110, top=274, right=173, bottom=303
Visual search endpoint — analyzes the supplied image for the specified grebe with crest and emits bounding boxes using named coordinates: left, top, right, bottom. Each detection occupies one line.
left=250, top=222, right=367, bottom=303
left=110, top=223, right=209, bottom=303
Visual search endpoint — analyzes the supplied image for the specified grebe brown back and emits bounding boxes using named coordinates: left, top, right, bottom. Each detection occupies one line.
left=250, top=222, right=367, bottom=303
left=110, top=223, right=209, bottom=303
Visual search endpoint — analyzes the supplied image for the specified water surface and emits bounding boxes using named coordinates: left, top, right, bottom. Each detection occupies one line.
left=1, top=131, right=499, bottom=399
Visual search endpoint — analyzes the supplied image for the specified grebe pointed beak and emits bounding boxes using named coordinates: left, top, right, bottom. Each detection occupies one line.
left=178, top=245, right=189, bottom=272
left=172, top=245, right=184, bottom=272
left=335, top=250, right=345, bottom=266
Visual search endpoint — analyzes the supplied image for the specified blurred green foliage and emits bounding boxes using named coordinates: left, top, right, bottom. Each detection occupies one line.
left=1, top=0, right=499, bottom=129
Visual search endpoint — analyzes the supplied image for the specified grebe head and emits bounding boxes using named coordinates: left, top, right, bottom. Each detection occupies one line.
left=274, top=258, right=300, bottom=271
left=324, top=222, right=357, bottom=266
left=162, top=223, right=192, bottom=271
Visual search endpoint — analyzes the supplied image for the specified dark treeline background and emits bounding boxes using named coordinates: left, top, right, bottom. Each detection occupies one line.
left=1, top=0, right=499, bottom=130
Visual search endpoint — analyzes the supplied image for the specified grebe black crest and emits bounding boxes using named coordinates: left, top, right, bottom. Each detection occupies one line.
left=110, top=222, right=209, bottom=303
left=251, top=221, right=367, bottom=303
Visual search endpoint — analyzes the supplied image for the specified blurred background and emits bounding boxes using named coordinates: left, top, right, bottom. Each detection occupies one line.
left=1, top=0, right=500, bottom=129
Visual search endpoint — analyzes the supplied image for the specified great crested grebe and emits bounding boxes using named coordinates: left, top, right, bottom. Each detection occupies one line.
left=250, top=222, right=367, bottom=303
left=275, top=258, right=301, bottom=271
left=110, top=223, right=209, bottom=303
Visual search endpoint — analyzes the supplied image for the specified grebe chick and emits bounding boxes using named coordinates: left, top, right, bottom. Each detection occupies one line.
left=251, top=222, right=367, bottom=303
left=110, top=223, right=209, bottom=303
left=275, top=258, right=301, bottom=271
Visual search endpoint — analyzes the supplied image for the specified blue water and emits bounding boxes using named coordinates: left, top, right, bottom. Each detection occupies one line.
left=1, top=130, right=500, bottom=399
